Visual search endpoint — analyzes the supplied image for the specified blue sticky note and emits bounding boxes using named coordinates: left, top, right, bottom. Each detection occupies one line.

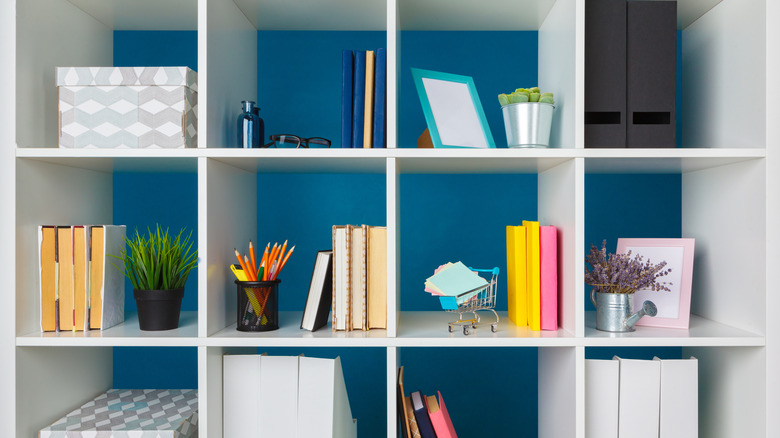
left=427, top=262, right=488, bottom=297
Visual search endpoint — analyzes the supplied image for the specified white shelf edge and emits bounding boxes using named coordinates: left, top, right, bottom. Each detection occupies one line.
left=583, top=312, right=765, bottom=347
left=16, top=311, right=199, bottom=347
left=16, top=147, right=767, bottom=160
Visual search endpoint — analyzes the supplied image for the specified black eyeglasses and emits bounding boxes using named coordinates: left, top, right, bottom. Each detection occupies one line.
left=263, top=134, right=331, bottom=149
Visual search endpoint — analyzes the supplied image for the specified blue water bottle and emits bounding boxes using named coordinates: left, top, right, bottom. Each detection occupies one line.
left=237, top=101, right=264, bottom=148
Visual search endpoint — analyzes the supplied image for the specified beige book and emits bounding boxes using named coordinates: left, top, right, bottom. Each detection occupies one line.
left=89, top=226, right=104, bottom=329
left=39, top=226, right=57, bottom=332
left=351, top=225, right=367, bottom=330
left=363, top=51, right=375, bottom=148
left=332, top=225, right=351, bottom=331
left=367, top=226, right=387, bottom=329
left=57, top=226, right=74, bottom=331
left=73, top=226, right=87, bottom=331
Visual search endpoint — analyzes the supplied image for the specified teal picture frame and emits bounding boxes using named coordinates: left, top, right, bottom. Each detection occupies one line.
left=411, top=68, right=496, bottom=148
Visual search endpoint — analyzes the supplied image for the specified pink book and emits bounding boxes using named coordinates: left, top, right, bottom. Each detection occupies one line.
left=426, top=391, right=457, bottom=438
left=539, top=226, right=558, bottom=330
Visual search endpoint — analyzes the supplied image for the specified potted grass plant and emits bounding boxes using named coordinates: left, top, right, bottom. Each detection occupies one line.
left=113, top=225, right=198, bottom=331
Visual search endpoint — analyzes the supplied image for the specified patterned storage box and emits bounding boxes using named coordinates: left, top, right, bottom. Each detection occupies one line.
left=57, top=67, right=198, bottom=148
left=39, top=389, right=198, bottom=438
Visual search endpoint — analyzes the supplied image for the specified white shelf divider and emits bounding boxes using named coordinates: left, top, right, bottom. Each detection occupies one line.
left=205, top=158, right=258, bottom=337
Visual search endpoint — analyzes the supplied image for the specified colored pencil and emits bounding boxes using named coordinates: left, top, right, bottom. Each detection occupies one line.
left=260, top=244, right=270, bottom=281
left=272, top=245, right=295, bottom=280
left=244, top=255, right=256, bottom=281
left=234, top=249, right=250, bottom=279
left=276, top=240, right=287, bottom=273
left=249, top=241, right=257, bottom=277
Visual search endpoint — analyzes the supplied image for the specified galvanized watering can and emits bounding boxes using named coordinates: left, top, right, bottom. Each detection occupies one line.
left=591, top=290, right=657, bottom=332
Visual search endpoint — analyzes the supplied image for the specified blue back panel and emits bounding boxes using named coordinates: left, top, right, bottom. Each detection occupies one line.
left=113, top=31, right=199, bottom=391
left=112, top=29, right=685, bottom=434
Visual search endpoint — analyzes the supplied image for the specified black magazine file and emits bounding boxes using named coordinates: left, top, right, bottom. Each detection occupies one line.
left=585, top=0, right=677, bottom=148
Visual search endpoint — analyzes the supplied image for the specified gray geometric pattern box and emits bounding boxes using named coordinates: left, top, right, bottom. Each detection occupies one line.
left=39, top=389, right=198, bottom=438
left=57, top=67, right=198, bottom=149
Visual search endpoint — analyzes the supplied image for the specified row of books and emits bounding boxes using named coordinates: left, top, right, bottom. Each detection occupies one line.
left=332, top=224, right=387, bottom=331
left=397, top=367, right=458, bottom=438
left=506, top=221, right=558, bottom=331
left=38, top=225, right=126, bottom=332
left=224, top=354, right=356, bottom=438
left=586, top=357, right=698, bottom=438
left=341, top=48, right=387, bottom=148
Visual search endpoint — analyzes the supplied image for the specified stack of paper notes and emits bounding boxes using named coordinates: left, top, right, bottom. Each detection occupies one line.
left=425, top=262, right=488, bottom=310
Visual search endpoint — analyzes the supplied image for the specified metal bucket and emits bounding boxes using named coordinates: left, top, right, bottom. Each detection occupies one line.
left=502, top=102, right=555, bottom=148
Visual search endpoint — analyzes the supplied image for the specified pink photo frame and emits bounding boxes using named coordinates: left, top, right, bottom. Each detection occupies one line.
left=616, top=238, right=695, bottom=329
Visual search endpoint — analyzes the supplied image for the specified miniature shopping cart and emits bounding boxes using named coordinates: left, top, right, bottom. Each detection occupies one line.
left=438, top=267, right=500, bottom=335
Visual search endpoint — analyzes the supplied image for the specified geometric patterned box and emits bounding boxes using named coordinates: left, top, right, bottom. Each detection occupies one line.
left=39, top=389, right=198, bottom=438
left=57, top=67, right=198, bottom=148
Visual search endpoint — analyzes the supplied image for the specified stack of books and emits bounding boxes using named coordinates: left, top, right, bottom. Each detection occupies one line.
left=586, top=357, right=698, bottom=438
left=331, top=225, right=387, bottom=332
left=224, top=354, right=357, bottom=438
left=38, top=225, right=126, bottom=332
left=397, top=367, right=458, bottom=438
left=341, top=48, right=387, bottom=148
left=505, top=221, right=558, bottom=330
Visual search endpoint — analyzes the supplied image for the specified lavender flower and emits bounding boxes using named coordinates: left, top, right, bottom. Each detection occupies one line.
left=584, top=240, right=672, bottom=294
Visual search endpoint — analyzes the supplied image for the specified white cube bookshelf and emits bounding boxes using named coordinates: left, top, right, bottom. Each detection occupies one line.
left=1, top=0, right=777, bottom=437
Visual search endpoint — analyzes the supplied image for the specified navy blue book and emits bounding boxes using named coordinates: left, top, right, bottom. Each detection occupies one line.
left=411, top=391, right=437, bottom=438
left=351, top=50, right=366, bottom=148
left=340, top=50, right=354, bottom=148
left=372, top=48, right=387, bottom=148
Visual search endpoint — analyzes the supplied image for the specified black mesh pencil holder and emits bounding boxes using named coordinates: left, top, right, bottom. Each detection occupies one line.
left=235, top=280, right=280, bottom=332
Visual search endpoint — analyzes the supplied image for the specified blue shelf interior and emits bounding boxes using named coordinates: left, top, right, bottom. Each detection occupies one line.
left=110, top=29, right=684, bottom=436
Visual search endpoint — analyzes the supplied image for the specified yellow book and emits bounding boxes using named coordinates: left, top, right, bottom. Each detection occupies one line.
left=73, top=226, right=87, bottom=331
left=363, top=50, right=375, bottom=148
left=507, top=225, right=528, bottom=326
left=39, top=226, right=57, bottom=332
left=523, top=220, right=541, bottom=331
left=58, top=226, right=74, bottom=331
left=506, top=226, right=517, bottom=324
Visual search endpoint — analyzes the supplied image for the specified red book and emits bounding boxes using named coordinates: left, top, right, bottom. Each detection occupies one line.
left=426, top=391, right=457, bottom=438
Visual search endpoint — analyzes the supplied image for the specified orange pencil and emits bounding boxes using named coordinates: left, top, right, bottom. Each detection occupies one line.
left=249, top=240, right=257, bottom=277
left=276, top=240, right=287, bottom=275
left=244, top=255, right=256, bottom=281
left=234, top=249, right=250, bottom=279
left=270, top=243, right=279, bottom=264
left=272, top=245, right=295, bottom=280
left=260, top=243, right=270, bottom=281
left=267, top=244, right=278, bottom=280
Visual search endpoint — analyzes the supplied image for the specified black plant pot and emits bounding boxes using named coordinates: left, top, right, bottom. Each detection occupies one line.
left=134, top=288, right=184, bottom=331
